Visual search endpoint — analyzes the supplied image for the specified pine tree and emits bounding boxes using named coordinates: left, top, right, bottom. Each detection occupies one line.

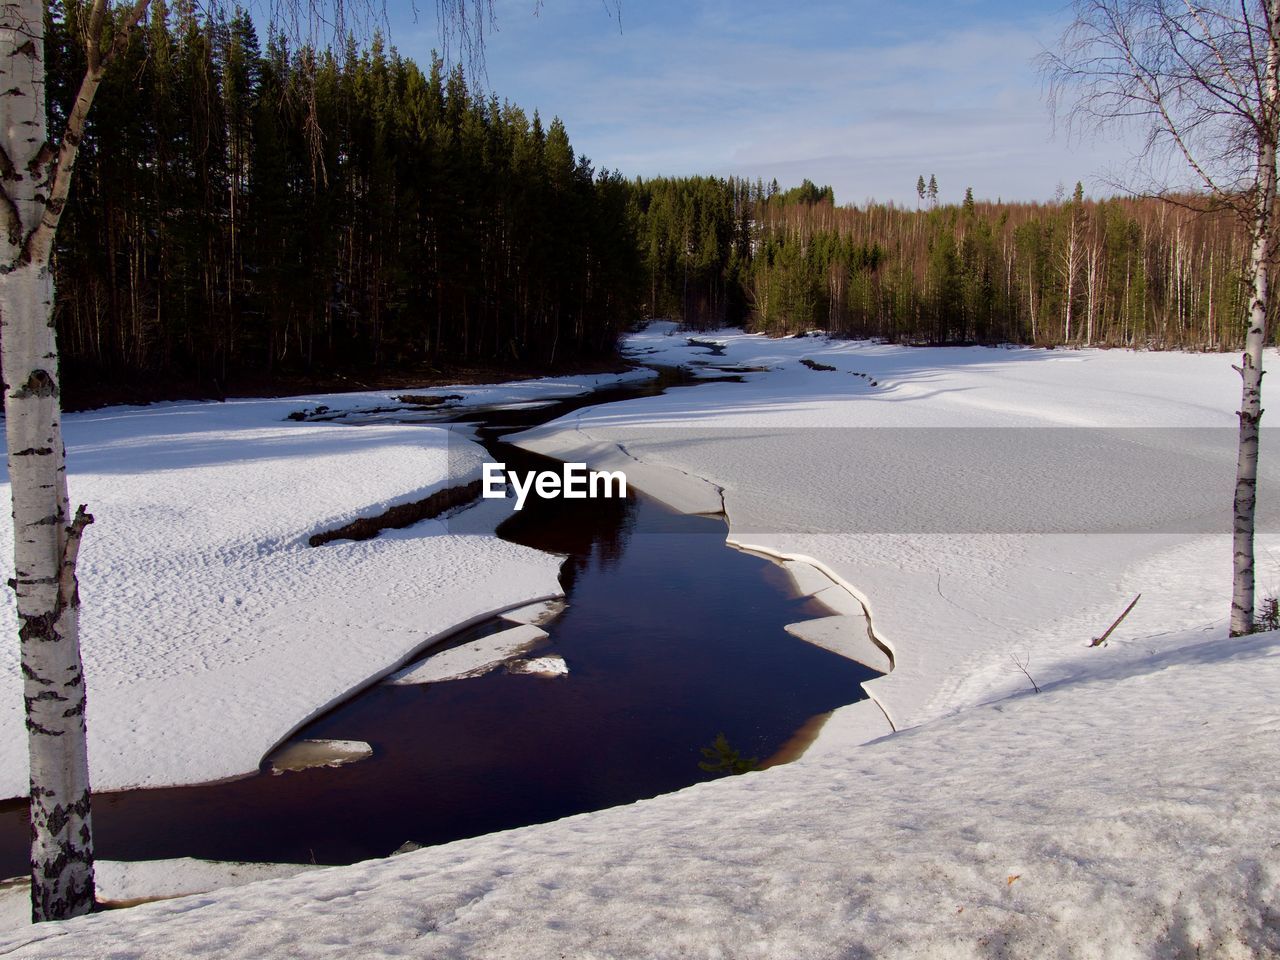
left=698, top=733, right=758, bottom=776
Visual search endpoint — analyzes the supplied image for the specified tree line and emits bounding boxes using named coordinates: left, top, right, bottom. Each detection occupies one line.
left=45, top=2, right=1265, bottom=405
left=632, top=177, right=1257, bottom=349
left=48, top=0, right=641, bottom=397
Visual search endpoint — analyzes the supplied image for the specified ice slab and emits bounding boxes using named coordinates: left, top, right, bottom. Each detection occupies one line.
left=808, top=586, right=860, bottom=616
left=784, top=615, right=891, bottom=674
left=385, top=624, right=549, bottom=685
left=508, top=655, right=568, bottom=677
left=811, top=585, right=866, bottom=617
left=500, top=600, right=567, bottom=627
left=781, top=560, right=834, bottom=597
left=268, top=739, right=373, bottom=774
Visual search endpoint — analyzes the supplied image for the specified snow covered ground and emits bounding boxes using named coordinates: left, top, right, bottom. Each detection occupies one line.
left=2, top=622, right=1275, bottom=958
left=0, top=334, right=1276, bottom=956
left=0, top=859, right=319, bottom=930
left=0, top=371, right=644, bottom=796
left=517, top=325, right=1280, bottom=746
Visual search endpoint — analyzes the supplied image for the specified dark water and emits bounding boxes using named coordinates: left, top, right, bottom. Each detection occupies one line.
left=0, top=368, right=877, bottom=873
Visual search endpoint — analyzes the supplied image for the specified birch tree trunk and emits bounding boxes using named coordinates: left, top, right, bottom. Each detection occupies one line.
left=1061, top=211, right=1081, bottom=344
left=1231, top=180, right=1276, bottom=635
left=1231, top=209, right=1271, bottom=636
left=0, top=0, right=151, bottom=920
left=1085, top=242, right=1100, bottom=346
left=0, top=0, right=157, bottom=921
left=0, top=0, right=99, bottom=921
left=1229, top=3, right=1280, bottom=637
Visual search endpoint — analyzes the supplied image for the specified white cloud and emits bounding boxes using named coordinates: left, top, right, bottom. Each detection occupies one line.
left=395, top=1, right=1147, bottom=204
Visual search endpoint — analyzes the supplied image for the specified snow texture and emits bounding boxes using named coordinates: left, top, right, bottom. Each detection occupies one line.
left=0, top=859, right=319, bottom=931
left=2, top=625, right=1276, bottom=958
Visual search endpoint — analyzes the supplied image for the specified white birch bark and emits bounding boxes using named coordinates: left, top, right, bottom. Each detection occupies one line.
left=1046, top=0, right=1280, bottom=636
left=0, top=0, right=110, bottom=922
left=0, top=266, right=95, bottom=921
left=1231, top=9, right=1279, bottom=635
left=0, top=0, right=152, bottom=918
left=1085, top=242, right=1101, bottom=346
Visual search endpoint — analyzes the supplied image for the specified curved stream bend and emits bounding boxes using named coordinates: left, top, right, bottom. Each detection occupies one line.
left=0, top=368, right=883, bottom=873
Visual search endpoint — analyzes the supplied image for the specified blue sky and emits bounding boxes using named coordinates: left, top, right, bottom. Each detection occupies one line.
left=380, top=0, right=1140, bottom=206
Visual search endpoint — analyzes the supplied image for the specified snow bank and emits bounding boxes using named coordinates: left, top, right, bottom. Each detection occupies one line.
left=0, top=858, right=320, bottom=931
left=0, top=376, right=595, bottom=796
left=4, top=625, right=1276, bottom=958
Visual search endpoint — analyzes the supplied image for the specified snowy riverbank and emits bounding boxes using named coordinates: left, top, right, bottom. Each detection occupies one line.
left=0, top=371, right=646, bottom=796
left=3, top=619, right=1276, bottom=958
left=516, top=325, right=1280, bottom=748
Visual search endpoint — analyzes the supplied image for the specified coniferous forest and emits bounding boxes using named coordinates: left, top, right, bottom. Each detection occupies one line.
left=45, top=4, right=1266, bottom=402
left=49, top=1, right=641, bottom=398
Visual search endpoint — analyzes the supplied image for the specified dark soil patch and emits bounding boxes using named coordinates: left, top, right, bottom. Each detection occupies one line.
left=61, top=357, right=635, bottom=413
left=393, top=393, right=465, bottom=407
left=308, top=480, right=482, bottom=546
left=800, top=358, right=837, bottom=372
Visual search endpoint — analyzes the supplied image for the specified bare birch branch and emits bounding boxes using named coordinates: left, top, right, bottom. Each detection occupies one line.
left=56, top=505, right=93, bottom=613
left=23, top=0, right=152, bottom=265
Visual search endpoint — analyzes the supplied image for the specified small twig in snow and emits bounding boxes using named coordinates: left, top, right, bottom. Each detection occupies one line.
left=1010, top=653, right=1040, bottom=694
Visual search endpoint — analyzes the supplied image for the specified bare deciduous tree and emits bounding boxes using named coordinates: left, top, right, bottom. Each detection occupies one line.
left=1043, top=0, right=1280, bottom=636
left=1059, top=182, right=1088, bottom=342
